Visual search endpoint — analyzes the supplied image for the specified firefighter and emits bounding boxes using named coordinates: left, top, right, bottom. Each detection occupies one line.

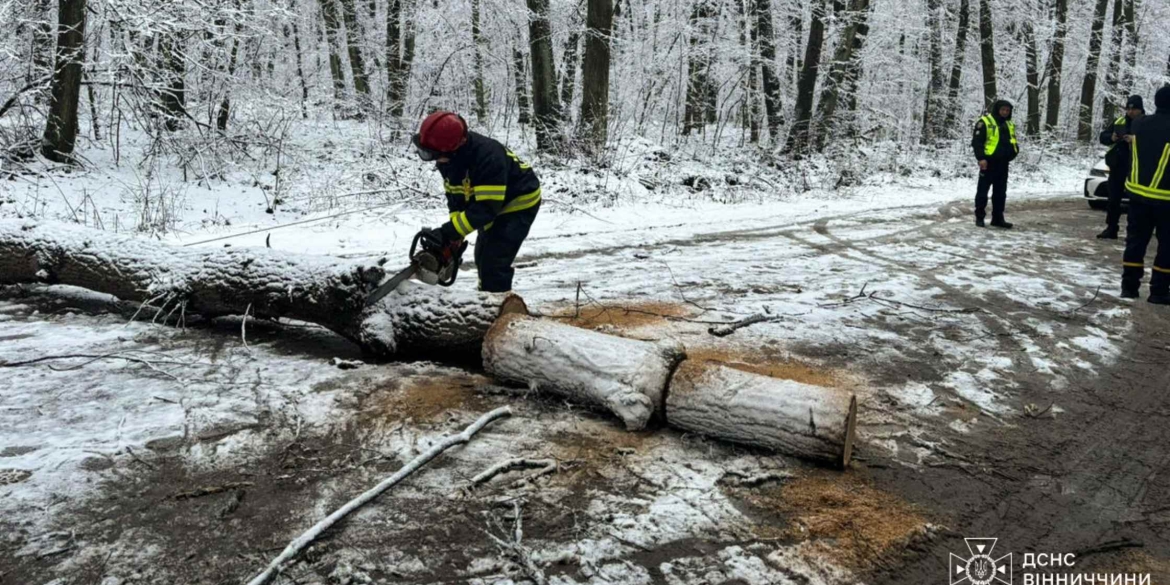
left=411, top=111, right=541, bottom=293
left=1096, top=95, right=1145, bottom=239
left=971, top=100, right=1019, bottom=228
left=1120, top=86, right=1170, bottom=304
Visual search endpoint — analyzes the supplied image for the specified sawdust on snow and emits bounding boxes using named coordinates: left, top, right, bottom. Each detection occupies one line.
left=362, top=372, right=493, bottom=424
left=741, top=470, right=931, bottom=570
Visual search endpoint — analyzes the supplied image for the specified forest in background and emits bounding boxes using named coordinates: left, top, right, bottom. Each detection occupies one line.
left=4, top=0, right=1170, bottom=177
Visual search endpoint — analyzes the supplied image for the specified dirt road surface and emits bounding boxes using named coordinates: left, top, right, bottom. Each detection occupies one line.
left=2, top=196, right=1168, bottom=584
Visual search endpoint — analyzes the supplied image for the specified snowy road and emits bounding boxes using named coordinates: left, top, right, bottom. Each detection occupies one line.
left=2, top=193, right=1169, bottom=584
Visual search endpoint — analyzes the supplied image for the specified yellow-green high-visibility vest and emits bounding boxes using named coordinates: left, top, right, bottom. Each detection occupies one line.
left=1106, top=116, right=1127, bottom=153
left=981, top=114, right=1018, bottom=157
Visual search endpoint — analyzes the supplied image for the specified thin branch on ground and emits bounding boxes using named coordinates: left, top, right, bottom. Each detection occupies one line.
left=174, top=482, right=254, bottom=500
left=708, top=313, right=783, bottom=337
left=244, top=406, right=512, bottom=585
left=466, top=458, right=559, bottom=491
left=1058, top=285, right=1101, bottom=317
left=482, top=501, right=548, bottom=585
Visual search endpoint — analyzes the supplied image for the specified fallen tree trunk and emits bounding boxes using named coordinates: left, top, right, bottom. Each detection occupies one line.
left=482, top=313, right=685, bottom=430
left=666, top=360, right=857, bottom=467
left=0, top=220, right=512, bottom=357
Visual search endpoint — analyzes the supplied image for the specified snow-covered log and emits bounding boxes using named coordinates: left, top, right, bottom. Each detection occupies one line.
left=665, top=360, right=858, bottom=467
left=482, top=313, right=685, bottom=430
left=0, top=220, right=513, bottom=357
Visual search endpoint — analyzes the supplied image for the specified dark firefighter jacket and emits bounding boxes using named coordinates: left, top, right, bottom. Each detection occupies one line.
left=972, top=100, right=1019, bottom=163
left=1125, top=105, right=1170, bottom=208
left=437, top=132, right=541, bottom=242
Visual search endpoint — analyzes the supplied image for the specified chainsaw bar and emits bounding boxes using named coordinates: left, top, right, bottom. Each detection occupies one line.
left=364, top=262, right=417, bottom=307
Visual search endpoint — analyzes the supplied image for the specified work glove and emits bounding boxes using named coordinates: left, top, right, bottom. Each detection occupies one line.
left=417, top=227, right=448, bottom=253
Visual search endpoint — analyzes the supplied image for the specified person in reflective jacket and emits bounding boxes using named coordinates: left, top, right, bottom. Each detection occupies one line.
left=971, top=100, right=1019, bottom=229
left=411, top=111, right=541, bottom=293
left=1096, top=95, right=1145, bottom=240
left=1120, top=86, right=1170, bottom=304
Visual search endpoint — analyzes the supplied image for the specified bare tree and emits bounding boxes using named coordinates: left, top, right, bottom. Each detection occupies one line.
left=513, top=45, right=531, bottom=126
left=41, top=0, right=87, bottom=163
left=216, top=27, right=243, bottom=130
left=784, top=0, right=827, bottom=154
left=942, top=0, right=971, bottom=136
left=526, top=0, right=561, bottom=151
left=320, top=0, right=349, bottom=110
left=577, top=0, right=614, bottom=153
left=976, top=0, right=997, bottom=109
left=559, top=31, right=581, bottom=115
left=920, top=0, right=944, bottom=144
left=814, top=0, right=870, bottom=151
left=753, top=0, right=783, bottom=142
left=472, top=0, right=488, bottom=122
left=158, top=33, right=187, bottom=131
left=1100, top=0, right=1125, bottom=125
left=1077, top=0, right=1112, bottom=142
left=1022, top=21, right=1042, bottom=136
left=337, top=0, right=372, bottom=105
left=1044, top=0, right=1069, bottom=132
left=684, top=1, right=717, bottom=135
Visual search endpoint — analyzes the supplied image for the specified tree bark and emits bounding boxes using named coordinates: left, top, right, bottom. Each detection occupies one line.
left=813, top=0, right=870, bottom=152
left=41, top=0, right=87, bottom=163
left=683, top=1, right=717, bottom=136
left=1101, top=0, right=1125, bottom=126
left=559, top=31, right=581, bottom=114
left=471, top=0, right=488, bottom=122
left=744, top=0, right=761, bottom=144
left=526, top=0, right=561, bottom=151
left=577, top=0, right=614, bottom=153
left=513, top=46, right=531, bottom=125
left=753, top=0, right=783, bottom=142
left=289, top=22, right=310, bottom=119
left=783, top=0, right=826, bottom=155
left=482, top=313, right=685, bottom=430
left=1077, top=0, right=1111, bottom=142
left=1044, top=0, right=1069, bottom=133
left=786, top=5, right=802, bottom=85
left=666, top=361, right=857, bottom=467
left=921, top=0, right=944, bottom=144
left=976, top=0, right=997, bottom=110
left=337, top=0, right=372, bottom=104
left=1022, top=21, right=1042, bottom=136
left=0, top=220, right=514, bottom=359
left=1122, top=0, right=1137, bottom=90
left=32, top=0, right=55, bottom=90
left=941, top=0, right=970, bottom=137
left=386, top=0, right=416, bottom=118
left=216, top=34, right=242, bottom=131
left=319, top=0, right=349, bottom=110
left=157, top=32, right=189, bottom=130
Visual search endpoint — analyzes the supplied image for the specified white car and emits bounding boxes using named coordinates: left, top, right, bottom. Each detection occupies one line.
left=1083, top=158, right=1124, bottom=210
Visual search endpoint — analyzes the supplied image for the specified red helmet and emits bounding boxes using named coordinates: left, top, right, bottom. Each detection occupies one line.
left=414, top=111, right=467, bottom=159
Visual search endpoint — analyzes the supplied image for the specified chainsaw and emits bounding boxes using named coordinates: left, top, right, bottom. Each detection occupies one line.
left=365, top=231, right=467, bottom=307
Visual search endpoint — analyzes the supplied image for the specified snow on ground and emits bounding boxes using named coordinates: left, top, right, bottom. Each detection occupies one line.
left=0, top=125, right=1136, bottom=583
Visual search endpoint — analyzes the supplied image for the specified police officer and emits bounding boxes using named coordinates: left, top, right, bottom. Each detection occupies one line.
left=1097, top=95, right=1145, bottom=239
left=972, top=100, right=1019, bottom=228
left=411, top=111, right=541, bottom=293
left=1120, top=86, right=1170, bottom=305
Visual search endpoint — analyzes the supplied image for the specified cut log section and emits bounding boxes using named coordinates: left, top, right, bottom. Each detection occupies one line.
left=0, top=220, right=513, bottom=358
left=665, top=360, right=858, bottom=467
left=482, top=313, right=685, bottom=430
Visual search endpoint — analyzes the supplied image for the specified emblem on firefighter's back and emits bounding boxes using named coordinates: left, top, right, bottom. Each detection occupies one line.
left=950, top=538, right=1012, bottom=585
